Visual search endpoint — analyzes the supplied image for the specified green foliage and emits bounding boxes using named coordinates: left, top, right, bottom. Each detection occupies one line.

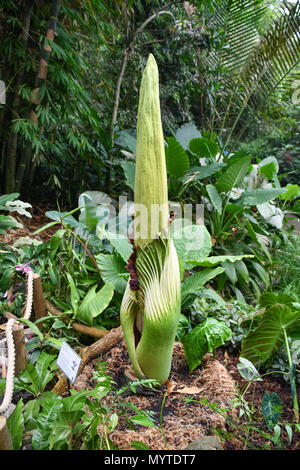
left=6, top=399, right=24, bottom=450
left=182, top=317, right=232, bottom=371
left=14, top=352, right=58, bottom=397
left=75, top=282, right=114, bottom=326
left=261, top=392, right=282, bottom=430
left=241, top=294, right=300, bottom=367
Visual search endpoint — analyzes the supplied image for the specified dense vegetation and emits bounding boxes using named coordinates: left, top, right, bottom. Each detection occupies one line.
left=0, top=0, right=299, bottom=451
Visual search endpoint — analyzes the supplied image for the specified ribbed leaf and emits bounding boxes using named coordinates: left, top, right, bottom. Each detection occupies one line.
left=172, top=223, right=212, bottom=268
left=165, top=136, right=190, bottom=178
left=32, top=399, right=63, bottom=450
left=215, top=156, right=251, bottom=193
left=241, top=304, right=300, bottom=366
left=175, top=122, right=201, bottom=150
left=206, top=184, right=222, bottom=214
left=182, top=318, right=232, bottom=371
left=238, top=188, right=286, bottom=206
left=189, top=137, right=219, bottom=159
left=187, top=254, right=253, bottom=267
left=76, top=283, right=114, bottom=325
left=6, top=399, right=24, bottom=450
left=96, top=253, right=128, bottom=294
left=181, top=267, right=224, bottom=299
left=181, top=161, right=225, bottom=184
left=121, top=160, right=135, bottom=190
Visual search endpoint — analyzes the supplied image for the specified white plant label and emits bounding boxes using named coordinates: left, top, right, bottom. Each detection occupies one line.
left=56, top=341, right=82, bottom=384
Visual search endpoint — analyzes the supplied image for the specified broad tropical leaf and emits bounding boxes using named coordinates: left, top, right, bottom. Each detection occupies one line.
left=206, top=184, right=222, bottom=214
left=76, top=282, right=114, bottom=325
left=175, top=122, right=201, bottom=150
left=241, top=304, right=300, bottom=366
left=182, top=318, right=232, bottom=371
left=165, top=136, right=190, bottom=178
left=181, top=267, right=224, bottom=299
left=172, top=222, right=212, bottom=268
left=215, top=156, right=251, bottom=193
left=96, top=253, right=128, bottom=294
left=188, top=137, right=219, bottom=159
left=238, top=188, right=286, bottom=206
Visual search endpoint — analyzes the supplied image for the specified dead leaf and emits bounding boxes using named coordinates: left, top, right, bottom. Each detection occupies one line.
left=166, top=380, right=203, bottom=395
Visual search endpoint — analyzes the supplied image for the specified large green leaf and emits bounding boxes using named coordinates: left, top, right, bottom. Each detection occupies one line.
left=120, top=160, right=135, bottom=191
left=96, top=253, right=129, bottom=294
left=215, top=156, right=251, bottom=193
left=181, top=267, right=224, bottom=299
left=188, top=137, right=219, bottom=159
left=221, top=260, right=237, bottom=285
left=120, top=130, right=137, bottom=154
left=259, top=292, right=296, bottom=309
left=32, top=399, right=64, bottom=450
left=187, top=254, right=253, bottom=267
left=206, top=184, right=222, bottom=214
left=182, top=318, right=232, bottom=371
left=0, top=192, right=20, bottom=209
left=238, top=188, right=286, bottom=206
left=181, top=161, right=225, bottom=184
left=172, top=222, right=212, bottom=268
left=106, top=232, right=133, bottom=262
left=261, top=393, right=282, bottom=430
left=241, top=304, right=300, bottom=366
left=76, top=282, right=114, bottom=325
left=165, top=136, right=190, bottom=178
left=175, top=122, right=201, bottom=150
left=35, top=352, right=57, bottom=394
left=6, top=399, right=24, bottom=450
left=279, top=184, right=300, bottom=201
left=78, top=194, right=98, bottom=233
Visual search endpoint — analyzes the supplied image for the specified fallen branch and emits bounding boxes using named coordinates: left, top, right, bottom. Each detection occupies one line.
left=44, top=299, right=109, bottom=339
left=72, top=322, right=108, bottom=339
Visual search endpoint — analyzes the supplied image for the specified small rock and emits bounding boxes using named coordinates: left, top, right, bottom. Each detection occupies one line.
left=184, top=436, right=223, bottom=450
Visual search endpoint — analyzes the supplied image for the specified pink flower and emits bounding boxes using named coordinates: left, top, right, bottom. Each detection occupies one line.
left=15, top=262, right=33, bottom=274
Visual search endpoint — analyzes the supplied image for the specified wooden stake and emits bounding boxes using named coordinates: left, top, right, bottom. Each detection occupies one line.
left=52, top=326, right=124, bottom=396
left=0, top=416, right=12, bottom=450
left=12, top=323, right=27, bottom=376
left=33, top=273, right=46, bottom=321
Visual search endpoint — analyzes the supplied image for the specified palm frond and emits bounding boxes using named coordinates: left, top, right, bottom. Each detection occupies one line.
left=241, top=2, right=299, bottom=103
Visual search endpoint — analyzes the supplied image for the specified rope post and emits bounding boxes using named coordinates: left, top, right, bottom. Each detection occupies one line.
left=12, top=323, right=27, bottom=376
left=0, top=416, right=12, bottom=450
left=33, top=273, right=46, bottom=321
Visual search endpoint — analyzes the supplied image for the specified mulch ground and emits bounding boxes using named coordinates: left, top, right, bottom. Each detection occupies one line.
left=71, top=340, right=300, bottom=451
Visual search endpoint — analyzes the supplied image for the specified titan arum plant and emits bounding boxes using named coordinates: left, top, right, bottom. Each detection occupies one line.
left=120, top=54, right=181, bottom=385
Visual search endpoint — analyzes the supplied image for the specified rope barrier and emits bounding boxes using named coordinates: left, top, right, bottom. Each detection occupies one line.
left=0, top=271, right=34, bottom=415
